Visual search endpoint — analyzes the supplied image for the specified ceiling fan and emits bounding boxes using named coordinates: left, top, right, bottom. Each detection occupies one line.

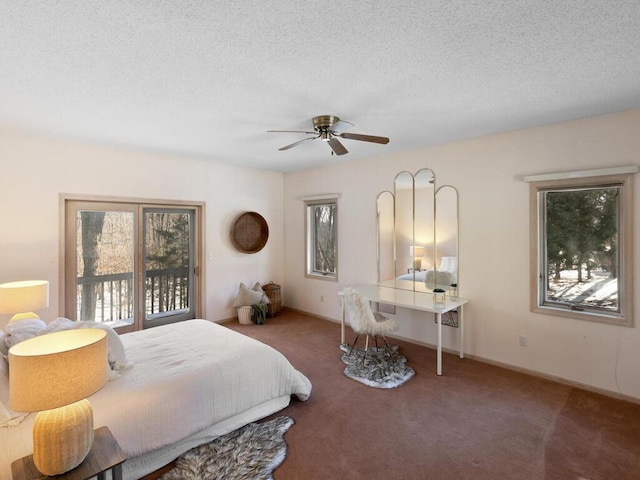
left=268, top=115, right=390, bottom=156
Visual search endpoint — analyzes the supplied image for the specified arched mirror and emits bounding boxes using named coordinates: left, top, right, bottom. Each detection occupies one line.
left=394, top=172, right=416, bottom=291
left=435, top=185, right=459, bottom=294
left=376, top=191, right=395, bottom=287
left=414, top=169, right=436, bottom=292
left=378, top=169, right=459, bottom=294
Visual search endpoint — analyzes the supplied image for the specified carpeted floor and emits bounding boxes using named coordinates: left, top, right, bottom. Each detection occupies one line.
left=224, top=309, right=640, bottom=480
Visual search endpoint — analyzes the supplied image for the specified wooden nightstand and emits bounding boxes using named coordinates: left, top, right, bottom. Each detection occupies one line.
left=11, top=426, right=126, bottom=480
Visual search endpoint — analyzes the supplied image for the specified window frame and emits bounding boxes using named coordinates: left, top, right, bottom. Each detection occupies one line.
left=304, top=198, right=338, bottom=281
left=529, top=173, right=634, bottom=327
left=60, top=194, right=205, bottom=333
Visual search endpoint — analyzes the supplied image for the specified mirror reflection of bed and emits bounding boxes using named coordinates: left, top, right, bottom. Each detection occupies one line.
left=396, top=256, right=457, bottom=291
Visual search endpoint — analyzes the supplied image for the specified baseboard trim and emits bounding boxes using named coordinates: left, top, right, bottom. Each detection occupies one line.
left=463, top=354, right=640, bottom=405
left=287, top=306, right=640, bottom=405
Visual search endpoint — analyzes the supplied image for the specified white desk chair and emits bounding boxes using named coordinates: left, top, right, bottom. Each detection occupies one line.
left=342, top=287, right=398, bottom=366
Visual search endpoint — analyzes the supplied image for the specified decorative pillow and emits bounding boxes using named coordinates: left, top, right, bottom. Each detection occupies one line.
left=3, top=318, right=47, bottom=350
left=252, top=282, right=270, bottom=304
left=233, top=282, right=270, bottom=308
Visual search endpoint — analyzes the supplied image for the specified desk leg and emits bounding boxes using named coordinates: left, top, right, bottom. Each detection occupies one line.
left=437, top=313, right=442, bottom=376
left=340, top=297, right=345, bottom=345
left=459, top=305, right=464, bottom=359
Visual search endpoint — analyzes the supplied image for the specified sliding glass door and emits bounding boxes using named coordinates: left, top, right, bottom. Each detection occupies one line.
left=64, top=198, right=202, bottom=332
left=143, top=208, right=195, bottom=328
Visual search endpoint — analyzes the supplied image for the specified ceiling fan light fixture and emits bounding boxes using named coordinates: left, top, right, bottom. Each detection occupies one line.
left=268, top=115, right=389, bottom=155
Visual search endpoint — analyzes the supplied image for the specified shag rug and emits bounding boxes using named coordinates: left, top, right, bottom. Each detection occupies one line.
left=340, top=343, right=415, bottom=388
left=160, top=416, right=294, bottom=480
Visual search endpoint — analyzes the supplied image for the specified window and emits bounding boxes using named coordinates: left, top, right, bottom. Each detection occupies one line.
left=62, top=196, right=204, bottom=332
left=305, top=199, right=338, bottom=280
left=529, top=172, right=634, bottom=326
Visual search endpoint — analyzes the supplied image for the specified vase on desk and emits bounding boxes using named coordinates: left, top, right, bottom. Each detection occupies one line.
left=433, top=288, right=446, bottom=307
left=449, top=283, right=458, bottom=300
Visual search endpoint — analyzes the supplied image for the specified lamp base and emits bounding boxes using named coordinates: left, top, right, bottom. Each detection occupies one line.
left=9, top=312, right=40, bottom=323
left=32, top=399, right=94, bottom=476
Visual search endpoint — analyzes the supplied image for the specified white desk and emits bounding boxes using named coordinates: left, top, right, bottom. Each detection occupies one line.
left=340, top=285, right=469, bottom=376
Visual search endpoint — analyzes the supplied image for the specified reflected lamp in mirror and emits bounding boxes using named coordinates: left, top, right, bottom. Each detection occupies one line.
left=9, top=329, right=108, bottom=476
left=0, top=280, right=49, bottom=323
left=409, top=246, right=425, bottom=270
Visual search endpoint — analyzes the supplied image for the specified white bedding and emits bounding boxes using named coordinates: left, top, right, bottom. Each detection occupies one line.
left=0, top=319, right=311, bottom=479
left=396, top=256, right=457, bottom=288
left=396, top=269, right=456, bottom=286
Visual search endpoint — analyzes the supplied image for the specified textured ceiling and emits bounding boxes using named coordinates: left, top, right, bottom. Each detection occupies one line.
left=1, top=1, right=640, bottom=172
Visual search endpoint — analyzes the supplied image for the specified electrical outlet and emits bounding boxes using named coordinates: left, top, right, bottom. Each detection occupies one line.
left=519, top=335, right=527, bottom=347
left=320, top=295, right=324, bottom=302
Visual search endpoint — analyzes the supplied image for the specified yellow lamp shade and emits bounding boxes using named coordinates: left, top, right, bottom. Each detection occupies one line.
left=9, top=329, right=108, bottom=412
left=0, top=280, right=49, bottom=321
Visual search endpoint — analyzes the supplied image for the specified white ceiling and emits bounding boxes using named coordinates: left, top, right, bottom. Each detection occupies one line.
left=1, top=1, right=640, bottom=172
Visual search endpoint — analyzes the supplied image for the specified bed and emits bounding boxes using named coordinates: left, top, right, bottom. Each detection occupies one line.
left=0, top=319, right=312, bottom=480
left=396, top=256, right=457, bottom=288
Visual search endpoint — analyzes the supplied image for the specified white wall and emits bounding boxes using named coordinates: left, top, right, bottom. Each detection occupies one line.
left=0, top=126, right=284, bottom=327
left=283, top=109, right=640, bottom=400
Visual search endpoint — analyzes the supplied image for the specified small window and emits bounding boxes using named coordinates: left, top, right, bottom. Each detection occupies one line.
left=305, top=199, right=338, bottom=280
left=529, top=173, right=634, bottom=326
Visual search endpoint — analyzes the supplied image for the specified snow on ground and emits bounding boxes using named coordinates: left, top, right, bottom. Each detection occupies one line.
left=547, top=269, right=618, bottom=309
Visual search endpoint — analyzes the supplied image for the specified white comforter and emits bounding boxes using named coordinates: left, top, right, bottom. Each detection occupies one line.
left=0, top=319, right=311, bottom=478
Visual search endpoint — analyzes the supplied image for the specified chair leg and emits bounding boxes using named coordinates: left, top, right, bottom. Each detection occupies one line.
left=374, top=335, right=380, bottom=351
left=363, top=335, right=370, bottom=367
left=382, top=335, right=395, bottom=356
left=348, top=334, right=360, bottom=356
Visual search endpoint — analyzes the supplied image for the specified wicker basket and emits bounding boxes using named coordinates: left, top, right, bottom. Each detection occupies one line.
left=262, top=282, right=282, bottom=317
left=237, top=306, right=252, bottom=324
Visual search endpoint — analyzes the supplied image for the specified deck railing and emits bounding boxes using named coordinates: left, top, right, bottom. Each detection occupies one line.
left=76, top=267, right=189, bottom=323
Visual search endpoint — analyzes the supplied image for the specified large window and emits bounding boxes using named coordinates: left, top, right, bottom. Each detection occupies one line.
left=529, top=172, right=634, bottom=326
left=305, top=199, right=338, bottom=280
left=62, top=196, right=204, bottom=332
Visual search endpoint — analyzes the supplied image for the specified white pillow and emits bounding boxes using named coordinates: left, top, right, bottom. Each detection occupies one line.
left=3, top=318, right=47, bottom=350
left=252, top=282, right=270, bottom=304
left=232, top=282, right=270, bottom=308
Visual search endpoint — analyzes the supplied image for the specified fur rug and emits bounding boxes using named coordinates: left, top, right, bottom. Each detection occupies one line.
left=160, top=416, right=294, bottom=480
left=340, top=344, right=415, bottom=388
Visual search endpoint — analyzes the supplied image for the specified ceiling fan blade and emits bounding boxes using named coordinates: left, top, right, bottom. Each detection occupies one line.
left=330, top=120, right=355, bottom=133
left=327, top=137, right=348, bottom=155
left=268, top=130, right=316, bottom=134
left=278, top=136, right=319, bottom=151
left=338, top=132, right=390, bottom=144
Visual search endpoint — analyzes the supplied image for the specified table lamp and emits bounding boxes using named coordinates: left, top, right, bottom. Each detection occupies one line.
left=0, top=280, right=49, bottom=322
left=409, top=245, right=424, bottom=270
left=9, top=329, right=108, bottom=476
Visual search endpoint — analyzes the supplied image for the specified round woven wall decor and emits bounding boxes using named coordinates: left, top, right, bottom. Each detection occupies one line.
left=230, top=212, right=269, bottom=253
